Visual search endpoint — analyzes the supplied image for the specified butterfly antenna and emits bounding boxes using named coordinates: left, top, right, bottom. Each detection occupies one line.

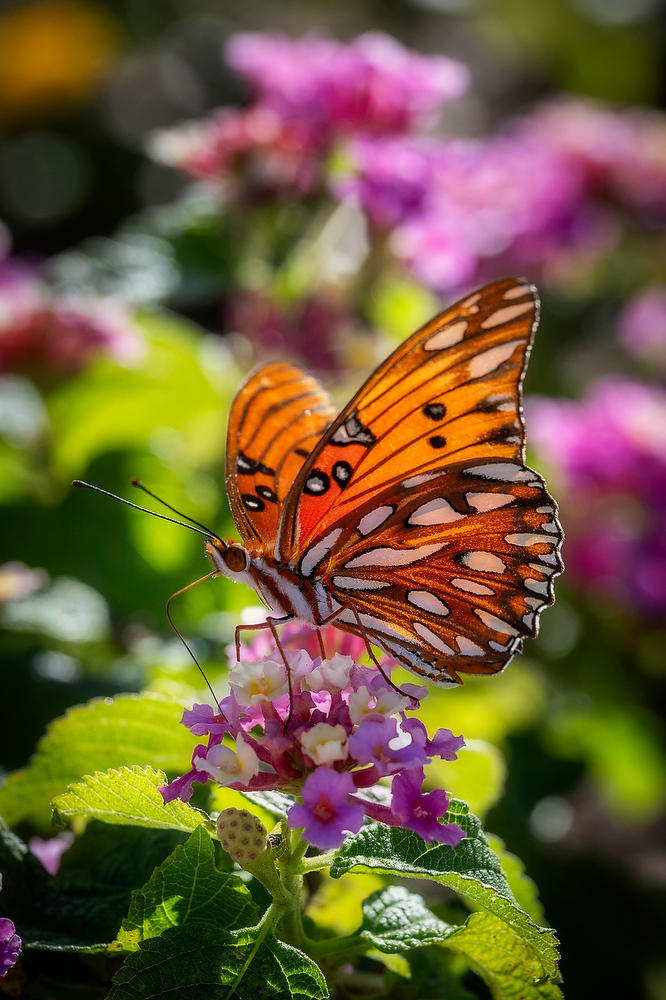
left=166, top=572, right=220, bottom=707
left=72, top=481, right=221, bottom=542
left=131, top=478, right=219, bottom=539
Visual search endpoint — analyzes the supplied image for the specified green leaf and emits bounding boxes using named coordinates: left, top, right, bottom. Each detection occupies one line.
left=110, top=924, right=328, bottom=1000
left=239, top=788, right=295, bottom=819
left=359, top=886, right=452, bottom=953
left=52, top=765, right=210, bottom=834
left=0, top=693, right=194, bottom=828
left=330, top=800, right=559, bottom=981
left=0, top=817, right=186, bottom=950
left=443, top=912, right=562, bottom=1000
left=116, top=827, right=258, bottom=951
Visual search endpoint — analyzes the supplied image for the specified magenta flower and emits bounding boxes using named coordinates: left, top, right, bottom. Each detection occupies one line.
left=288, top=768, right=365, bottom=850
left=390, top=767, right=464, bottom=847
left=0, top=877, right=21, bottom=980
left=529, top=378, right=666, bottom=617
left=161, top=625, right=465, bottom=850
left=619, top=286, right=666, bottom=365
left=28, top=832, right=74, bottom=875
left=227, top=32, right=468, bottom=139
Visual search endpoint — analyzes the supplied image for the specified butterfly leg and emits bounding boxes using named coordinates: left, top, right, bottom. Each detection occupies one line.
left=235, top=615, right=296, bottom=731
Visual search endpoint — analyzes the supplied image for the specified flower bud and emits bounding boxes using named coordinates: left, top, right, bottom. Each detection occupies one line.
left=216, top=808, right=269, bottom=867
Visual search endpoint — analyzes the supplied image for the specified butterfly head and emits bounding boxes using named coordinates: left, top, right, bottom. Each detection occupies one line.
left=205, top=537, right=250, bottom=578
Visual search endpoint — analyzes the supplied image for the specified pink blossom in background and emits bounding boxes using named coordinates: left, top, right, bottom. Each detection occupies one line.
left=0, top=562, right=48, bottom=604
left=529, top=378, right=666, bottom=616
left=28, top=832, right=75, bottom=875
left=618, top=286, right=666, bottom=364
left=0, top=877, right=20, bottom=980
left=0, top=258, right=142, bottom=378
left=517, top=97, right=666, bottom=218
left=227, top=32, right=469, bottom=140
left=162, top=630, right=465, bottom=851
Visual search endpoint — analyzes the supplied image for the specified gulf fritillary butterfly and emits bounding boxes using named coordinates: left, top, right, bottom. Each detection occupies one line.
left=206, top=277, right=563, bottom=686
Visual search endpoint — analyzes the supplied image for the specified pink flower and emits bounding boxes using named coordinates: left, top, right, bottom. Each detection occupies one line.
left=28, top=832, right=74, bottom=875
left=391, top=767, right=464, bottom=847
left=0, top=877, right=21, bottom=980
left=288, top=768, right=365, bottom=850
left=619, top=286, right=666, bottom=364
left=161, top=623, right=465, bottom=851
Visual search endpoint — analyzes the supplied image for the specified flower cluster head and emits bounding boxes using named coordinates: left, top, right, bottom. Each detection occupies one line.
left=161, top=632, right=465, bottom=852
left=150, top=32, right=468, bottom=199
left=0, top=256, right=142, bottom=379
left=529, top=377, right=666, bottom=617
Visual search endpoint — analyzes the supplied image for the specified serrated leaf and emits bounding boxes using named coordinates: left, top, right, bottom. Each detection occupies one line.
left=359, top=886, right=452, bottom=953
left=52, top=765, right=210, bottom=834
left=330, top=800, right=559, bottom=981
left=116, top=827, right=258, bottom=951
left=443, top=911, right=562, bottom=999
left=0, top=818, right=186, bottom=950
left=109, top=924, right=328, bottom=1000
left=0, top=693, right=194, bottom=828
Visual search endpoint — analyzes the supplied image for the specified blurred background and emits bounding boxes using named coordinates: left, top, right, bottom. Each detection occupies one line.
left=0, top=1, right=664, bottom=997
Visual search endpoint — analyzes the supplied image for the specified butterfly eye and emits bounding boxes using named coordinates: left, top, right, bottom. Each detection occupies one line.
left=223, top=545, right=248, bottom=574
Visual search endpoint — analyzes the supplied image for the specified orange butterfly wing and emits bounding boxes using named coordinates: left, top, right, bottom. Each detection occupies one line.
left=274, top=278, right=562, bottom=682
left=277, top=278, right=541, bottom=559
left=226, top=362, right=336, bottom=548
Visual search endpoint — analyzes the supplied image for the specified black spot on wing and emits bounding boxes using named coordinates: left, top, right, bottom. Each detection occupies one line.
left=332, top=461, right=352, bottom=489
left=304, top=470, right=330, bottom=496
left=423, top=402, right=446, bottom=420
left=242, top=493, right=265, bottom=512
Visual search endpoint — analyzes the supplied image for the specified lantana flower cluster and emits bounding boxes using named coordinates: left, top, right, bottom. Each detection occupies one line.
left=161, top=629, right=465, bottom=851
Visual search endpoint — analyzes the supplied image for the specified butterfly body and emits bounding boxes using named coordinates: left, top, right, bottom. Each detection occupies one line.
left=216, top=278, right=563, bottom=686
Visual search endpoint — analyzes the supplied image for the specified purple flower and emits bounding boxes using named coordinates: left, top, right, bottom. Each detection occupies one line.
left=619, top=286, right=666, bottom=364
left=529, top=378, right=666, bottom=616
left=0, top=877, right=21, bottom=980
left=28, top=831, right=74, bottom=875
left=390, top=768, right=465, bottom=847
left=227, top=32, right=468, bottom=139
left=288, top=768, right=365, bottom=850
left=162, top=618, right=465, bottom=851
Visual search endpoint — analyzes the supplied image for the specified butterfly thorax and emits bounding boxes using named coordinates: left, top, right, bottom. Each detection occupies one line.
left=206, top=537, right=332, bottom=624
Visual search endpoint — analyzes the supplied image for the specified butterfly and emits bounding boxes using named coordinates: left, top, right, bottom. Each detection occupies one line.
left=205, top=277, right=563, bottom=687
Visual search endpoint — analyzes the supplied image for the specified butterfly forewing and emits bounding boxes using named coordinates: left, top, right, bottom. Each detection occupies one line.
left=226, top=362, right=336, bottom=547
left=277, top=279, right=539, bottom=560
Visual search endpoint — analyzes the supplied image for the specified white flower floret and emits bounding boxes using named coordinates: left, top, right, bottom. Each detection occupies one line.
left=194, top=738, right=260, bottom=786
left=305, top=654, right=355, bottom=692
left=300, top=723, right=349, bottom=765
left=348, top=685, right=411, bottom=725
left=230, top=657, right=289, bottom=705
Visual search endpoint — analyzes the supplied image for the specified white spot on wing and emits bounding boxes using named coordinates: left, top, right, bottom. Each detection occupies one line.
left=456, top=636, right=485, bottom=656
left=451, top=577, right=495, bottom=596
left=300, top=528, right=343, bottom=578
left=424, top=320, right=467, bottom=351
left=408, top=498, right=465, bottom=526
left=414, top=622, right=455, bottom=655
left=542, top=521, right=559, bottom=533
left=407, top=591, right=449, bottom=616
left=503, top=283, right=531, bottom=300
left=460, top=551, right=507, bottom=574
left=537, top=506, right=554, bottom=514
left=538, top=551, right=559, bottom=566
left=481, top=302, right=532, bottom=327
left=525, top=577, right=549, bottom=595
left=465, top=463, right=536, bottom=482
left=474, top=609, right=519, bottom=635
left=469, top=339, right=522, bottom=379
left=345, top=543, right=443, bottom=569
left=357, top=505, right=394, bottom=536
left=332, top=576, right=391, bottom=591
left=523, top=612, right=535, bottom=629
left=403, top=472, right=441, bottom=488
left=337, top=609, right=406, bottom=643
left=505, top=533, right=554, bottom=547
left=465, top=491, right=514, bottom=512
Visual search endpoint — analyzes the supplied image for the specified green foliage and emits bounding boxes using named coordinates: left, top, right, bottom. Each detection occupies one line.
left=116, top=827, right=258, bottom=951
left=52, top=765, right=211, bottom=834
left=330, top=801, right=560, bottom=983
left=0, top=693, right=193, bottom=828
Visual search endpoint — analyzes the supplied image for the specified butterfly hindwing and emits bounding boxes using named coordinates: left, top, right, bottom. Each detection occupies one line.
left=226, top=362, right=336, bottom=547
left=277, top=278, right=539, bottom=561
left=314, top=459, right=562, bottom=683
